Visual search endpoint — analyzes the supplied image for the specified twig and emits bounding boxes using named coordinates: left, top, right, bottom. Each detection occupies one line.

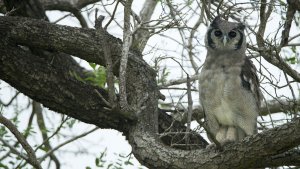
left=185, top=75, right=193, bottom=145
left=53, top=13, right=73, bottom=24
left=0, top=114, right=42, bottom=169
left=158, top=74, right=200, bottom=87
left=285, top=43, right=300, bottom=46
left=35, top=113, right=69, bottom=151
left=94, top=89, right=111, bottom=109
left=39, top=127, right=99, bottom=162
left=0, top=138, right=28, bottom=161
left=288, top=33, right=300, bottom=43
left=187, top=11, right=203, bottom=72
left=104, top=0, right=120, bottom=30
left=159, top=87, right=198, bottom=91
left=33, top=101, right=60, bottom=168
left=0, top=91, right=20, bottom=106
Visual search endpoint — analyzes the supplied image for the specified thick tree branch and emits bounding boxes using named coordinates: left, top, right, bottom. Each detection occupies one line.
left=130, top=118, right=300, bottom=169
left=0, top=16, right=121, bottom=72
left=0, top=30, right=130, bottom=133
left=42, top=0, right=100, bottom=11
left=263, top=149, right=300, bottom=168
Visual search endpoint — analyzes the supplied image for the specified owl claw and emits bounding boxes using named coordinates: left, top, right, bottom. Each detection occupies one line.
left=206, top=143, right=223, bottom=152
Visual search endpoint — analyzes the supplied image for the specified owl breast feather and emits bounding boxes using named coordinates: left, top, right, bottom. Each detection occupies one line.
left=199, top=66, right=244, bottom=125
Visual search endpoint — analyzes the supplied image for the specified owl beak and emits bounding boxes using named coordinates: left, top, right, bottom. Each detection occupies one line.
left=223, top=36, right=228, bottom=46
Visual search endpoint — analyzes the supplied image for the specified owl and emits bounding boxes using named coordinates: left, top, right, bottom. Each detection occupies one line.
left=199, top=16, right=261, bottom=146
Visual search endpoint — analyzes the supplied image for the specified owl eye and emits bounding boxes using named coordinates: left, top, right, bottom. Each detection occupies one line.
left=228, top=31, right=237, bottom=38
left=214, top=30, right=222, bottom=37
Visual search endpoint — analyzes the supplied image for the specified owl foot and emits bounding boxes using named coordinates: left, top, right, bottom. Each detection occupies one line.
left=221, top=140, right=235, bottom=147
left=206, top=143, right=223, bottom=152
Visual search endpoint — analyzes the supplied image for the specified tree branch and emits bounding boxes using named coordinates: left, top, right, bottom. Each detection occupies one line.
left=34, top=101, right=60, bottom=169
left=131, top=0, right=158, bottom=51
left=42, top=0, right=100, bottom=11
left=0, top=114, right=42, bottom=169
left=119, top=0, right=133, bottom=112
left=130, top=117, right=300, bottom=169
left=0, top=18, right=131, bottom=133
left=39, top=127, right=99, bottom=162
left=280, top=0, right=296, bottom=46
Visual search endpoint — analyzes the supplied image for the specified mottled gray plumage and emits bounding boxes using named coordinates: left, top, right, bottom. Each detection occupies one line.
left=199, top=16, right=261, bottom=146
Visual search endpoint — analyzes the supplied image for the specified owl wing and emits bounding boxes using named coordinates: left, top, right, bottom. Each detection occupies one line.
left=240, top=58, right=262, bottom=108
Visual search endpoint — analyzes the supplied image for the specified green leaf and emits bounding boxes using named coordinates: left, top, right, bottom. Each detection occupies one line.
left=95, top=158, right=100, bottom=166
left=94, top=66, right=107, bottom=87
left=124, top=161, right=134, bottom=166
left=66, top=118, right=77, bottom=128
left=89, top=62, right=97, bottom=70
left=285, top=56, right=297, bottom=64
left=99, top=148, right=107, bottom=159
left=0, top=163, right=9, bottom=169
left=0, top=126, right=7, bottom=137
left=84, top=65, right=107, bottom=88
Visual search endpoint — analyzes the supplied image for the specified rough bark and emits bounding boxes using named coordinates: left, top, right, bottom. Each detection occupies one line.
left=0, top=37, right=131, bottom=132
left=1, top=16, right=300, bottom=168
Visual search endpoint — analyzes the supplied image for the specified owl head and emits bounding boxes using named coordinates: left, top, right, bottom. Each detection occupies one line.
left=205, top=16, right=246, bottom=53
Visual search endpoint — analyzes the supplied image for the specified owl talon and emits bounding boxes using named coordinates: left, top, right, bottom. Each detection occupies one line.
left=206, top=143, right=222, bottom=152
left=221, top=140, right=235, bottom=147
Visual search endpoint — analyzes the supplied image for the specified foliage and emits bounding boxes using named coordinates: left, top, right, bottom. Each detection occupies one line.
left=86, top=63, right=107, bottom=88
left=70, top=63, right=107, bottom=88
left=85, top=148, right=145, bottom=169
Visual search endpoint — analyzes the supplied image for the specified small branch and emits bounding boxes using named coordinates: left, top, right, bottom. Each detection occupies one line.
left=248, top=45, right=300, bottom=82
left=94, top=89, right=111, bottom=109
left=131, top=0, right=157, bottom=51
left=159, top=87, right=198, bottom=91
left=119, top=0, right=133, bottom=111
left=104, top=0, right=120, bottom=30
left=95, top=14, right=117, bottom=106
left=288, top=33, right=300, bottom=43
left=285, top=43, right=300, bottom=46
left=158, top=74, right=200, bottom=87
left=34, top=101, right=60, bottom=169
left=0, top=138, right=28, bottom=161
left=256, top=0, right=274, bottom=47
left=0, top=91, right=20, bottom=106
left=72, top=9, right=88, bottom=28
left=0, top=114, right=42, bottom=169
left=185, top=75, right=193, bottom=145
left=280, top=4, right=295, bottom=46
left=187, top=12, right=203, bottom=72
left=39, top=127, right=99, bottom=162
left=35, top=115, right=68, bottom=151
